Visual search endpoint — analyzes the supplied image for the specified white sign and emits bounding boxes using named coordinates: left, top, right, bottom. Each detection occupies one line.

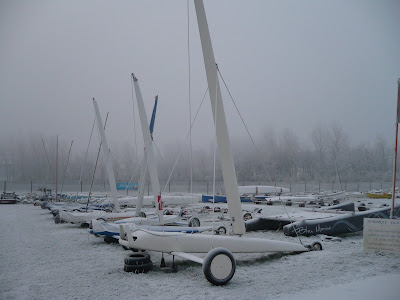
left=363, top=218, right=400, bottom=254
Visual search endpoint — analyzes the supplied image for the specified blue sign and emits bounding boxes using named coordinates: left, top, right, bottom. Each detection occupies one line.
left=116, top=182, right=138, bottom=190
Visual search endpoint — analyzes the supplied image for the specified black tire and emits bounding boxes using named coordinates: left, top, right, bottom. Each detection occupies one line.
left=123, top=261, right=153, bottom=273
left=188, top=217, right=200, bottom=227
left=215, top=226, right=227, bottom=235
left=243, top=212, right=252, bottom=221
left=124, top=252, right=151, bottom=265
left=203, top=247, right=236, bottom=286
left=139, top=211, right=146, bottom=218
left=310, top=241, right=323, bottom=251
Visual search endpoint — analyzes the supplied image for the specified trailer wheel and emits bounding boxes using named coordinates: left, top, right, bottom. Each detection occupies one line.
left=203, top=247, right=236, bottom=286
left=310, top=241, right=323, bottom=251
left=215, top=226, right=227, bottom=235
left=124, top=252, right=151, bottom=265
left=243, top=212, right=252, bottom=221
left=188, top=217, right=200, bottom=227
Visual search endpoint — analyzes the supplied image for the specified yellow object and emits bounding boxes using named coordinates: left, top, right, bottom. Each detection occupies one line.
left=366, top=192, right=391, bottom=199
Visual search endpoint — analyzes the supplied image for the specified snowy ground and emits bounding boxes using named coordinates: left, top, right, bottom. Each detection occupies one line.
left=1, top=201, right=399, bottom=300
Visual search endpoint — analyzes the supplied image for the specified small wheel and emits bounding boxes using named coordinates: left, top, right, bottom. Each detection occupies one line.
left=243, top=212, right=252, bottom=221
left=124, top=252, right=151, bottom=265
left=215, top=226, right=227, bottom=235
left=139, top=211, right=146, bottom=218
left=203, top=247, right=236, bottom=286
left=124, top=261, right=153, bottom=273
left=310, top=241, right=323, bottom=251
left=188, top=217, right=200, bottom=227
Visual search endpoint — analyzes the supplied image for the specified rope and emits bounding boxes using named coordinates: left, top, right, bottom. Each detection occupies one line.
left=161, top=87, right=208, bottom=194
left=130, top=75, right=139, bottom=163
left=60, top=140, right=74, bottom=194
left=187, top=0, right=194, bottom=208
left=76, top=118, right=95, bottom=201
left=217, top=66, right=304, bottom=245
left=211, top=67, right=219, bottom=248
left=86, top=113, right=109, bottom=212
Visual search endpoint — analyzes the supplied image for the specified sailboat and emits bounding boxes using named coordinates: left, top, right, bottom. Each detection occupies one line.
left=57, top=99, right=138, bottom=225
left=119, top=0, right=319, bottom=285
left=90, top=77, right=209, bottom=239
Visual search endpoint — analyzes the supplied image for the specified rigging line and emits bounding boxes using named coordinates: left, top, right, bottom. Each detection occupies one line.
left=130, top=74, right=139, bottom=163
left=217, top=66, right=304, bottom=244
left=60, top=140, right=74, bottom=194
left=137, top=156, right=149, bottom=199
left=86, top=113, right=109, bottom=212
left=211, top=65, right=219, bottom=247
left=187, top=0, right=194, bottom=206
left=41, top=138, right=52, bottom=187
left=31, top=141, right=42, bottom=182
left=76, top=118, right=96, bottom=201
left=152, top=139, right=164, bottom=161
left=161, top=87, right=208, bottom=194
left=124, top=152, right=146, bottom=193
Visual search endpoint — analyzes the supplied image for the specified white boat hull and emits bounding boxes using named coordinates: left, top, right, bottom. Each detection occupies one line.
left=119, top=228, right=307, bottom=254
left=59, top=210, right=136, bottom=224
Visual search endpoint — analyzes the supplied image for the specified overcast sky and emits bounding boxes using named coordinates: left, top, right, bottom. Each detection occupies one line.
left=1, top=0, right=399, bottom=156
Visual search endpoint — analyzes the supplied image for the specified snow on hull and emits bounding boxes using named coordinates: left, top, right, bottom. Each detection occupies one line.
left=58, top=210, right=136, bottom=224
left=119, top=228, right=307, bottom=253
left=90, top=220, right=211, bottom=237
left=283, top=205, right=400, bottom=236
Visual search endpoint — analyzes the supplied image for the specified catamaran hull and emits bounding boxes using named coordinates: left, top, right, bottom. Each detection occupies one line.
left=283, top=205, right=400, bottom=236
left=119, top=229, right=307, bottom=254
left=58, top=210, right=136, bottom=224
left=90, top=220, right=211, bottom=237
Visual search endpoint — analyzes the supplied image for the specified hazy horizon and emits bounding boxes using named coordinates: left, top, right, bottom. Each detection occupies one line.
left=1, top=0, right=399, bottom=156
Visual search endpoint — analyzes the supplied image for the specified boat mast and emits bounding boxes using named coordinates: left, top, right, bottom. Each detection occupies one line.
left=92, top=98, right=120, bottom=212
left=194, top=0, right=245, bottom=235
left=391, top=78, right=400, bottom=219
left=132, top=74, right=164, bottom=224
left=135, top=96, right=158, bottom=217
left=56, top=135, right=58, bottom=202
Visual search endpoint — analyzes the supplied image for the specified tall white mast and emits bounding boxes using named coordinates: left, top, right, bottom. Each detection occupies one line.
left=391, top=78, right=400, bottom=219
left=135, top=151, right=147, bottom=217
left=132, top=74, right=164, bottom=224
left=194, top=0, right=245, bottom=235
left=92, top=98, right=120, bottom=212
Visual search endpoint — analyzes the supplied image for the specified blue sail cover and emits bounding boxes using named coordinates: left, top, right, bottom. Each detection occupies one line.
left=149, top=95, right=158, bottom=135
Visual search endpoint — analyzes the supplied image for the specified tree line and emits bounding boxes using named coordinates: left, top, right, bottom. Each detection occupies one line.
left=0, top=123, right=393, bottom=187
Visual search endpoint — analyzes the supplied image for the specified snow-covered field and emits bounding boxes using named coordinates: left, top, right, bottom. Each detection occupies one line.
left=1, top=202, right=399, bottom=300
